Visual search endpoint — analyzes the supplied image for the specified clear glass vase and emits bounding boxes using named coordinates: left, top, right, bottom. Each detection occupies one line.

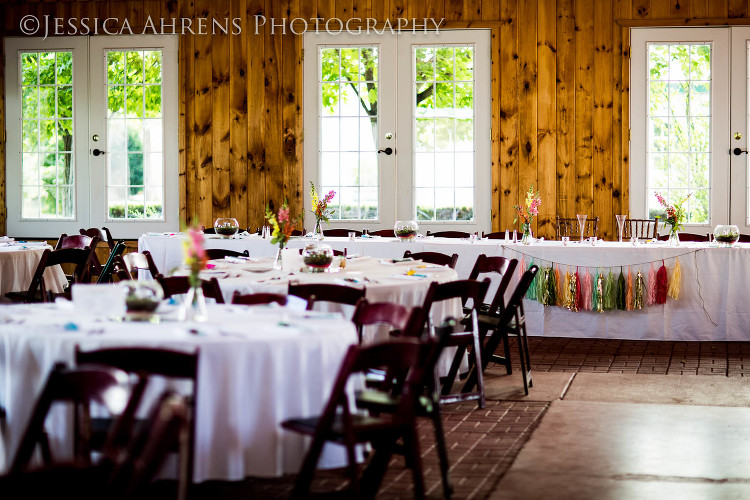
left=668, top=228, right=680, bottom=246
left=273, top=247, right=284, bottom=270
left=313, top=219, right=324, bottom=240
left=521, top=222, right=533, bottom=245
left=183, top=286, right=207, bottom=322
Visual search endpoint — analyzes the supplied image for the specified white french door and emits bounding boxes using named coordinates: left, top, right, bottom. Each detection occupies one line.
left=5, top=35, right=178, bottom=239
left=632, top=27, right=750, bottom=234
left=303, top=30, right=491, bottom=234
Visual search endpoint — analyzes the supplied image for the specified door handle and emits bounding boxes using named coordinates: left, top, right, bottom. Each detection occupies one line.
left=732, top=147, right=748, bottom=155
left=92, top=148, right=106, bottom=156
left=377, top=147, right=394, bottom=155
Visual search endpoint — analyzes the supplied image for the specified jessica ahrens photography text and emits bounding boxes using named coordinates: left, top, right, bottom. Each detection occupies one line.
left=20, top=15, right=445, bottom=39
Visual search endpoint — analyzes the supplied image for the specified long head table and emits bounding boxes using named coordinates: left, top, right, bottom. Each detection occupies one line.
left=140, top=234, right=750, bottom=341
left=0, top=302, right=357, bottom=481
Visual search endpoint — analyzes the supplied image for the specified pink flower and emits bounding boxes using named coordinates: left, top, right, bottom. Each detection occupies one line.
left=188, top=228, right=207, bottom=260
left=278, top=207, right=289, bottom=224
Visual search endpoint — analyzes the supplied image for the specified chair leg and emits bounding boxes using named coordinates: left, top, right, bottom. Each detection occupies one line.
left=515, top=332, right=529, bottom=396
left=430, top=407, right=453, bottom=500
left=501, top=333, right=512, bottom=374
left=360, top=439, right=397, bottom=500
left=289, top=434, right=328, bottom=500
left=440, top=346, right=466, bottom=396
left=403, top=426, right=425, bottom=500
left=521, top=326, right=533, bottom=388
left=472, top=331, right=485, bottom=409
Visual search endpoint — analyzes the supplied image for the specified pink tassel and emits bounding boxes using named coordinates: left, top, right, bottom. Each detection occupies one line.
left=519, top=256, right=526, bottom=279
left=647, top=264, right=657, bottom=305
left=574, top=268, right=582, bottom=311
left=582, top=268, right=592, bottom=310
left=656, top=260, right=668, bottom=304
left=626, top=267, right=633, bottom=311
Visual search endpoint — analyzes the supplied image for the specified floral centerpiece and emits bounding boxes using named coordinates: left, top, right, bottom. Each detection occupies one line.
left=655, top=192, right=691, bottom=245
left=514, top=186, right=542, bottom=245
left=266, top=199, right=302, bottom=269
left=310, top=182, right=336, bottom=238
left=182, top=223, right=209, bottom=320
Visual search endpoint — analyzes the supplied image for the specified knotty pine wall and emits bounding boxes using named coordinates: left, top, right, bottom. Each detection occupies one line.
left=1, top=0, right=750, bottom=239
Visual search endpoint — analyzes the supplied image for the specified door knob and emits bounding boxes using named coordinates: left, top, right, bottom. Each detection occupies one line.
left=92, top=148, right=106, bottom=156
left=377, top=147, right=394, bottom=155
left=732, top=147, right=748, bottom=155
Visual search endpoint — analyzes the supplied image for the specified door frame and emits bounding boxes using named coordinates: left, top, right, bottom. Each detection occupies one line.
left=730, top=27, right=750, bottom=232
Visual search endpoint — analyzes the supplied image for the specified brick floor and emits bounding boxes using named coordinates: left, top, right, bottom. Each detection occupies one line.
left=149, top=337, right=750, bottom=499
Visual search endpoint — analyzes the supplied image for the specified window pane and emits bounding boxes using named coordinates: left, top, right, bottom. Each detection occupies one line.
left=107, top=50, right=164, bottom=220
left=19, top=50, right=74, bottom=219
left=318, top=46, right=379, bottom=220
left=646, top=43, right=710, bottom=224
left=413, top=45, right=476, bottom=222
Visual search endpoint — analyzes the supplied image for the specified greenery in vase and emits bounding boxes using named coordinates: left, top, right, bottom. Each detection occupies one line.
left=715, top=233, right=739, bottom=244
left=303, top=252, right=333, bottom=268
left=655, top=191, right=691, bottom=233
left=396, top=228, right=417, bottom=238
left=216, top=226, right=238, bottom=236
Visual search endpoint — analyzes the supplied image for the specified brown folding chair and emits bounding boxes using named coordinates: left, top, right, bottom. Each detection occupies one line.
left=467, top=254, right=519, bottom=374
left=368, top=229, right=394, bottom=237
left=288, top=283, right=365, bottom=312
left=9, top=363, right=130, bottom=474
left=429, top=278, right=491, bottom=408
left=352, top=299, right=424, bottom=343
left=403, top=250, right=458, bottom=269
left=57, top=233, right=102, bottom=281
left=282, top=339, right=427, bottom=499
left=323, top=228, right=361, bottom=237
left=624, top=217, right=660, bottom=240
left=74, top=347, right=198, bottom=499
left=114, top=251, right=161, bottom=280
left=5, top=247, right=97, bottom=303
left=79, top=227, right=115, bottom=250
left=205, top=248, right=249, bottom=260
left=465, top=265, right=539, bottom=396
left=156, top=276, right=225, bottom=304
left=657, top=232, right=708, bottom=242
left=555, top=216, right=599, bottom=240
left=426, top=230, right=471, bottom=239
left=231, top=291, right=288, bottom=306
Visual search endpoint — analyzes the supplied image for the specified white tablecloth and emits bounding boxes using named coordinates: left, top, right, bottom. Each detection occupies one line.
left=0, top=243, right=67, bottom=296
left=0, top=302, right=357, bottom=481
left=139, top=234, right=750, bottom=341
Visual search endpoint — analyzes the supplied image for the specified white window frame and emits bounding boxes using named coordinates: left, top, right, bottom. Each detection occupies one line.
left=4, top=35, right=179, bottom=239
left=302, top=30, right=491, bottom=234
left=630, top=28, right=730, bottom=234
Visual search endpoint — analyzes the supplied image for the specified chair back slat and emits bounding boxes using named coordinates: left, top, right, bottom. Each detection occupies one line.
left=231, top=292, right=288, bottom=306
left=288, top=283, right=365, bottom=310
left=205, top=248, right=249, bottom=260
left=322, top=228, right=362, bottom=237
left=403, top=250, right=458, bottom=269
left=156, top=275, right=225, bottom=303
left=425, top=230, right=471, bottom=239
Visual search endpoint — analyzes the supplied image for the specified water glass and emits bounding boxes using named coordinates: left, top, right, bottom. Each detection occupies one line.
left=348, top=231, right=356, bottom=241
left=561, top=236, right=569, bottom=246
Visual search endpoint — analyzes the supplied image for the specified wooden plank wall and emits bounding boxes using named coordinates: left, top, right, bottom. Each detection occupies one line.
left=3, top=1, right=750, bottom=239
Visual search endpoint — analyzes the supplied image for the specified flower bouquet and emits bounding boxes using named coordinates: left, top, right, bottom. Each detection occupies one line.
left=513, top=186, right=542, bottom=245
left=655, top=192, right=691, bottom=245
left=266, top=199, right=302, bottom=269
left=310, top=182, right=336, bottom=238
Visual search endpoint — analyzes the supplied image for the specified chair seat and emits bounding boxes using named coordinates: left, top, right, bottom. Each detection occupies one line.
left=4, top=290, right=46, bottom=303
left=281, top=412, right=403, bottom=442
left=355, top=390, right=435, bottom=416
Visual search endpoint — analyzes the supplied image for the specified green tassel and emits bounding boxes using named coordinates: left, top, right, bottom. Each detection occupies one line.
left=603, top=270, right=616, bottom=310
left=616, top=268, right=626, bottom=310
left=547, top=266, right=557, bottom=307
left=526, top=259, right=537, bottom=300
left=536, top=263, right=545, bottom=302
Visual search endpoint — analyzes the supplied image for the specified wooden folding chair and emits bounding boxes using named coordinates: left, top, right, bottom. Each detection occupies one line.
left=403, top=250, right=459, bottom=269
left=156, top=276, right=225, bottom=304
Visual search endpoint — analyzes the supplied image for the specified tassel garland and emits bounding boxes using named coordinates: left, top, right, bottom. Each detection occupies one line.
left=667, top=257, right=682, bottom=300
left=526, top=259, right=538, bottom=300
left=594, top=270, right=603, bottom=312
left=603, top=270, right=616, bottom=311
left=655, top=261, right=668, bottom=305
left=555, top=266, right=563, bottom=307
left=582, top=268, right=592, bottom=311
left=626, top=267, right=634, bottom=311
left=616, top=268, right=626, bottom=310
left=647, top=264, right=657, bottom=306
left=562, top=270, right=572, bottom=310
left=634, top=269, right=645, bottom=309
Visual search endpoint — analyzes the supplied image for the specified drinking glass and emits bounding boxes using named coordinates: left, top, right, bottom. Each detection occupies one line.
left=576, top=214, right=587, bottom=243
left=615, top=214, right=626, bottom=243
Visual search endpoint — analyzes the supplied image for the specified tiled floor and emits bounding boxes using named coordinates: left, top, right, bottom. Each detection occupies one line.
left=148, top=337, right=750, bottom=499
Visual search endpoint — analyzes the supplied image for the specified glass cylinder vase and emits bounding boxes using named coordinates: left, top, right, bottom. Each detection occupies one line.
left=183, top=286, right=207, bottom=322
left=668, top=227, right=680, bottom=246
left=313, top=219, right=324, bottom=240
left=521, top=222, right=533, bottom=245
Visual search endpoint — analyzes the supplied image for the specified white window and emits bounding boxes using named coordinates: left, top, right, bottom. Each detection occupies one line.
left=5, top=35, right=178, bottom=238
left=631, top=28, right=735, bottom=233
left=303, top=30, right=490, bottom=234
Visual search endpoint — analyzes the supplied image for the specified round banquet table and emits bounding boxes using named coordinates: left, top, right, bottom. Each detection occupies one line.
left=0, top=242, right=67, bottom=297
left=0, top=302, right=358, bottom=481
